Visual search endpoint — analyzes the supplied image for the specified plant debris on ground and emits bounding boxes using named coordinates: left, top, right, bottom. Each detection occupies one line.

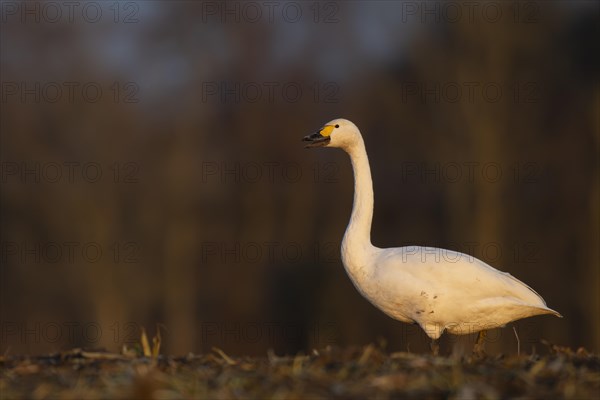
left=1, top=344, right=599, bottom=399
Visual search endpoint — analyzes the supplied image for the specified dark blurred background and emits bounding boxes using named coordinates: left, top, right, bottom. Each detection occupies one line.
left=1, top=1, right=598, bottom=356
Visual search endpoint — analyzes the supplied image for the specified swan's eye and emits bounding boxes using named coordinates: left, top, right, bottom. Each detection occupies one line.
left=335, top=124, right=339, bottom=128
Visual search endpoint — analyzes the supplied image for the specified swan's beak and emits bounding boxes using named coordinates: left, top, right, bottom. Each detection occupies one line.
left=302, top=131, right=330, bottom=148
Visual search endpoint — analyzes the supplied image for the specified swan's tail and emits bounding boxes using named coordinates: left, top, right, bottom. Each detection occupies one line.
left=539, top=306, right=563, bottom=318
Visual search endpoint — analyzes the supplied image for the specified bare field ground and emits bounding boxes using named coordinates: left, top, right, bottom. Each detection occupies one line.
left=1, top=344, right=599, bottom=399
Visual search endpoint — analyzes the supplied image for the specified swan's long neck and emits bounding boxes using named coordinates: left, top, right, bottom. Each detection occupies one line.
left=341, top=137, right=376, bottom=273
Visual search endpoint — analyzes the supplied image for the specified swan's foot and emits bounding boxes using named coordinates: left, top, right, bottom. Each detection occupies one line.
left=430, top=339, right=440, bottom=356
left=473, top=330, right=487, bottom=357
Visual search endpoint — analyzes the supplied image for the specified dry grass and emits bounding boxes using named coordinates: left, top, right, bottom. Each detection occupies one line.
left=1, top=344, right=599, bottom=399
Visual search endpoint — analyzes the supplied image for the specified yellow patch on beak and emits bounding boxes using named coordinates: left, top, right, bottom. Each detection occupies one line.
left=319, top=125, right=335, bottom=137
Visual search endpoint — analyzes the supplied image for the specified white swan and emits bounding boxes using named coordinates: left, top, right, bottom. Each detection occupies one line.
left=303, top=118, right=561, bottom=354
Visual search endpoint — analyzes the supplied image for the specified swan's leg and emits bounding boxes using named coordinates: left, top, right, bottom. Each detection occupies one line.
left=473, top=330, right=487, bottom=356
left=430, top=339, right=440, bottom=356
left=513, top=326, right=520, bottom=356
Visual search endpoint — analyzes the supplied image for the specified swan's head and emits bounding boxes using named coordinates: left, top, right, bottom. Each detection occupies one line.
left=302, top=118, right=361, bottom=150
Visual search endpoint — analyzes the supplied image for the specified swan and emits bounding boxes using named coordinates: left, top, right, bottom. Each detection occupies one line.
left=302, top=118, right=561, bottom=355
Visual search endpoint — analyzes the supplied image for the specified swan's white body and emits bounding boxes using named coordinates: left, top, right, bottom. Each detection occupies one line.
left=304, top=118, right=560, bottom=340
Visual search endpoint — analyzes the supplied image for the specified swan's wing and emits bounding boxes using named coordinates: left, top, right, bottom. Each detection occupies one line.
left=374, top=246, right=556, bottom=312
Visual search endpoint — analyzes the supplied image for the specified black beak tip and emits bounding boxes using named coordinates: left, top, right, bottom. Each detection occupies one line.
left=302, top=132, right=328, bottom=148
left=302, top=134, right=316, bottom=148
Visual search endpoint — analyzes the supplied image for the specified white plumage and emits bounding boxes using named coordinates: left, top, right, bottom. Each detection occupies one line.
left=303, top=118, right=561, bottom=349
